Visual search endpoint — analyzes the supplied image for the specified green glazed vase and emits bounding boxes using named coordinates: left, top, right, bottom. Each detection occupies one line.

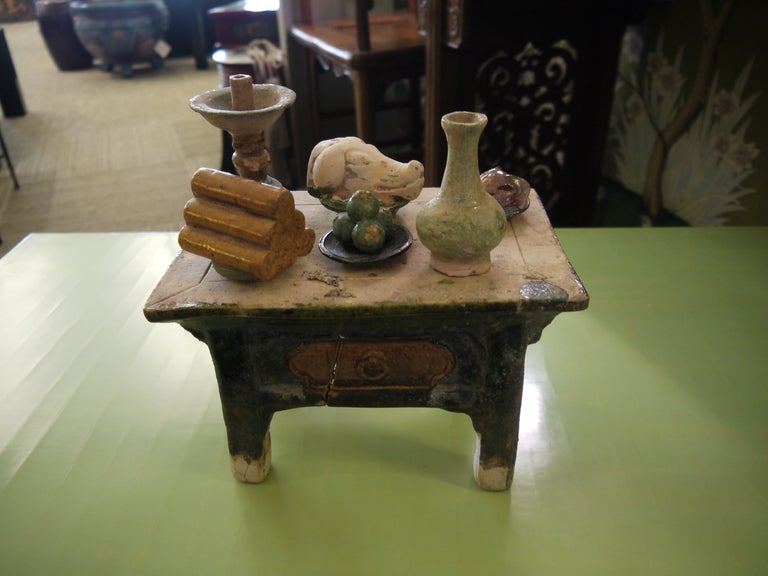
left=416, top=111, right=507, bottom=276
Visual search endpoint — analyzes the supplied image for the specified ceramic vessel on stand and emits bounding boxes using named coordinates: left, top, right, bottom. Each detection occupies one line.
left=189, top=75, right=295, bottom=185
left=69, top=1, right=169, bottom=78
left=416, top=111, right=507, bottom=276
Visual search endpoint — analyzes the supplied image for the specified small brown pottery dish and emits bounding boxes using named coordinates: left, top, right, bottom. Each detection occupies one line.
left=481, top=167, right=531, bottom=218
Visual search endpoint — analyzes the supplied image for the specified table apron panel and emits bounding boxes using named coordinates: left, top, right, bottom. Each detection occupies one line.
left=180, top=312, right=532, bottom=411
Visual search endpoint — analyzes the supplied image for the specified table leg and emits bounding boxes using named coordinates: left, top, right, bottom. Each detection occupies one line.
left=351, top=70, right=375, bottom=143
left=469, top=330, right=527, bottom=491
left=205, top=332, right=274, bottom=483
left=222, top=400, right=274, bottom=483
left=191, top=0, right=209, bottom=70
left=0, top=27, right=26, bottom=118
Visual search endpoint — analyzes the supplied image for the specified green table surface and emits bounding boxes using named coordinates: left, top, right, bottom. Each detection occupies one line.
left=1, top=228, right=766, bottom=575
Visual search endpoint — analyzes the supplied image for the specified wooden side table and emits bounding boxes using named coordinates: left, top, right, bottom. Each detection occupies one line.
left=144, top=189, right=588, bottom=490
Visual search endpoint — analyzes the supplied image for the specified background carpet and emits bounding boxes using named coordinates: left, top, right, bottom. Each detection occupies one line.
left=1, top=20, right=221, bottom=257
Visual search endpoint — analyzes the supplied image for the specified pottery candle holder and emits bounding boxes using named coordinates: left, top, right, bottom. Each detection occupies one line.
left=189, top=75, right=295, bottom=184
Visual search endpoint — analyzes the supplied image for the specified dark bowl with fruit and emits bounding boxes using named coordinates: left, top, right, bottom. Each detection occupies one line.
left=318, top=190, right=413, bottom=264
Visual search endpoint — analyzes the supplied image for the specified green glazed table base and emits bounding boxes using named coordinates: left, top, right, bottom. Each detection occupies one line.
left=180, top=311, right=549, bottom=491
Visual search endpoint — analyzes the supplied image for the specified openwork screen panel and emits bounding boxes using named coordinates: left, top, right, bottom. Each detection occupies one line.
left=474, top=39, right=578, bottom=212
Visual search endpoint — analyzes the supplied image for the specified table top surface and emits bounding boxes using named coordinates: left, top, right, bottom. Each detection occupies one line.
left=144, top=189, right=588, bottom=322
left=1, top=227, right=767, bottom=575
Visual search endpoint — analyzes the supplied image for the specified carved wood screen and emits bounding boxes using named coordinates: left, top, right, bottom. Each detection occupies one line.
left=473, top=39, right=579, bottom=219
left=423, top=0, right=640, bottom=226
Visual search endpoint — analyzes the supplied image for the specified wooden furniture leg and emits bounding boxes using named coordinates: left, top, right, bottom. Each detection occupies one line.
left=304, top=48, right=321, bottom=147
left=351, top=70, right=375, bottom=143
left=0, top=125, right=19, bottom=189
left=191, top=0, right=209, bottom=70
left=0, top=27, right=25, bottom=118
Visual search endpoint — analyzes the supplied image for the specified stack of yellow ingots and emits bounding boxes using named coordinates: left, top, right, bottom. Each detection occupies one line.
left=179, top=167, right=315, bottom=281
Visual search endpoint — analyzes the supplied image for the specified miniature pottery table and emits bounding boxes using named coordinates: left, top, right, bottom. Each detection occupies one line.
left=144, top=188, right=588, bottom=490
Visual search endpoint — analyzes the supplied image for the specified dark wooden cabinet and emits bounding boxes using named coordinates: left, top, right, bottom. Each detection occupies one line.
left=163, top=0, right=231, bottom=67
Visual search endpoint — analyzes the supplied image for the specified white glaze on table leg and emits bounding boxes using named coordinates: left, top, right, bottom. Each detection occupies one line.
left=230, top=432, right=271, bottom=483
left=473, top=433, right=512, bottom=491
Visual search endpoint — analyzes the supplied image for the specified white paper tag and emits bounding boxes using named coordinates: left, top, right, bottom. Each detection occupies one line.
left=154, top=39, right=172, bottom=59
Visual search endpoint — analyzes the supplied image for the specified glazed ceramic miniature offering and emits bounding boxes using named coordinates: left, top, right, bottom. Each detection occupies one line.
left=306, top=136, right=424, bottom=213
left=190, top=74, right=295, bottom=184
left=178, top=168, right=314, bottom=281
left=144, top=183, right=590, bottom=490
left=416, top=112, right=507, bottom=277
left=481, top=167, right=532, bottom=218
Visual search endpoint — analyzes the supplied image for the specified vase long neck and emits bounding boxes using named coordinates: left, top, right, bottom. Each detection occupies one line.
left=440, top=115, right=485, bottom=200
